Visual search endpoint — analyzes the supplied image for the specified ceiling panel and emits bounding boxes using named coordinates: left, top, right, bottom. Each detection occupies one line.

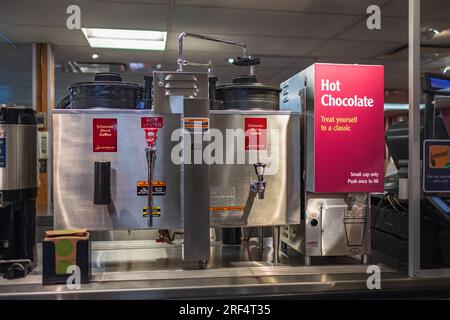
left=171, top=6, right=361, bottom=38
left=384, top=0, right=450, bottom=20
left=338, top=17, right=408, bottom=43
left=165, top=32, right=325, bottom=57
left=0, top=24, right=88, bottom=46
left=309, top=39, right=403, bottom=59
left=0, top=44, right=31, bottom=69
left=0, top=0, right=169, bottom=30
left=175, top=0, right=390, bottom=15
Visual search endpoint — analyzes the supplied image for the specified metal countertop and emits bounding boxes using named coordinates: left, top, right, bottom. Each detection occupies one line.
left=1, top=240, right=450, bottom=299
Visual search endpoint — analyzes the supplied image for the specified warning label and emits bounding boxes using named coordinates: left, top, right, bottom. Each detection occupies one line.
left=183, top=117, right=209, bottom=133
left=210, top=206, right=245, bottom=225
left=141, top=116, right=164, bottom=129
left=143, top=206, right=161, bottom=217
left=137, top=181, right=166, bottom=196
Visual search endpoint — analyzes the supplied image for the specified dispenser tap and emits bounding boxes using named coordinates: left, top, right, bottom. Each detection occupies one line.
left=144, top=128, right=158, bottom=227
left=250, top=162, right=266, bottom=199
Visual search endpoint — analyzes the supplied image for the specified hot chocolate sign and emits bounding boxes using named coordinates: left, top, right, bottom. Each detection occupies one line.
left=313, top=63, right=384, bottom=193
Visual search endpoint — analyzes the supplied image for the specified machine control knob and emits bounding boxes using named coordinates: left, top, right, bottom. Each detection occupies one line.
left=310, top=219, right=319, bottom=227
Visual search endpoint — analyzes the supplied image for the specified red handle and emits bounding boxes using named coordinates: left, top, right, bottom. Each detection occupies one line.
left=144, top=128, right=158, bottom=148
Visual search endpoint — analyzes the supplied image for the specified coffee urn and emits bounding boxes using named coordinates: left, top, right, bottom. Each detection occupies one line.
left=0, top=105, right=38, bottom=278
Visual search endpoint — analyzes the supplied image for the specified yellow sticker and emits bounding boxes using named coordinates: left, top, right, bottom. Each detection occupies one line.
left=143, top=206, right=161, bottom=217
left=429, top=145, right=450, bottom=168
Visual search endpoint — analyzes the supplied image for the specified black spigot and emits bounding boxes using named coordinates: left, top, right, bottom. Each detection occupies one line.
left=250, top=162, right=266, bottom=199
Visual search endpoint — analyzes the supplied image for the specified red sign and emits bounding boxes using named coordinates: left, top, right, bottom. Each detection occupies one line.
left=245, top=118, right=267, bottom=150
left=313, top=63, right=384, bottom=192
left=141, top=116, right=164, bottom=129
left=93, top=118, right=117, bottom=152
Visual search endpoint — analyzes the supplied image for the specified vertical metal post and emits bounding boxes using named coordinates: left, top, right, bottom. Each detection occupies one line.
left=258, top=227, right=264, bottom=260
left=181, top=98, right=210, bottom=269
left=272, top=226, right=280, bottom=264
left=408, top=0, right=421, bottom=278
left=46, top=44, right=54, bottom=217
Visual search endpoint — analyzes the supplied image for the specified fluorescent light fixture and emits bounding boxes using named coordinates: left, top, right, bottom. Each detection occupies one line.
left=81, top=28, right=167, bottom=51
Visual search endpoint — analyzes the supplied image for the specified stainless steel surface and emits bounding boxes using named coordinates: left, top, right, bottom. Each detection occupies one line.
left=2, top=240, right=447, bottom=300
left=181, top=98, right=210, bottom=267
left=54, top=109, right=300, bottom=229
left=282, top=194, right=370, bottom=258
left=0, top=124, right=37, bottom=191
left=280, top=66, right=314, bottom=191
left=53, top=110, right=182, bottom=230
left=305, top=194, right=370, bottom=257
left=177, top=32, right=248, bottom=72
left=210, top=111, right=301, bottom=227
left=153, top=71, right=208, bottom=114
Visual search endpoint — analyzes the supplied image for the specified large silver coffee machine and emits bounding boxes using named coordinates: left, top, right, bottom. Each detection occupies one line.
left=0, top=105, right=38, bottom=277
left=53, top=33, right=301, bottom=268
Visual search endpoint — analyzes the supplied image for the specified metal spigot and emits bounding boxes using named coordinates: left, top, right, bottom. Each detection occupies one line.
left=250, top=162, right=266, bottom=199
left=144, top=128, right=158, bottom=227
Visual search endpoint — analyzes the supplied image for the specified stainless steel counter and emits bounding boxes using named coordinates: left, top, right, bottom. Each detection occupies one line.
left=1, top=239, right=450, bottom=299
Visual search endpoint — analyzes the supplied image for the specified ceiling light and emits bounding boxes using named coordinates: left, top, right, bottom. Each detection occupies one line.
left=81, top=28, right=167, bottom=51
left=428, top=27, right=440, bottom=35
left=422, top=27, right=441, bottom=40
left=92, top=53, right=99, bottom=59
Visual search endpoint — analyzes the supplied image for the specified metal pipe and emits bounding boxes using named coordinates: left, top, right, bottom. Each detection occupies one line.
left=177, top=32, right=249, bottom=72
left=408, top=0, right=421, bottom=278
left=272, top=226, right=280, bottom=264
left=146, top=148, right=156, bottom=227
left=257, top=227, right=264, bottom=260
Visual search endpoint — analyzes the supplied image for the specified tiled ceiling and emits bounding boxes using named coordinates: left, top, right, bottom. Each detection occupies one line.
left=0, top=0, right=449, bottom=106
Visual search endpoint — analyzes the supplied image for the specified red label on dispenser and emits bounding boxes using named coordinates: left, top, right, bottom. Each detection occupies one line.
left=245, top=118, right=267, bottom=150
left=313, top=63, right=384, bottom=192
left=93, top=118, right=117, bottom=152
left=141, top=116, right=163, bottom=129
